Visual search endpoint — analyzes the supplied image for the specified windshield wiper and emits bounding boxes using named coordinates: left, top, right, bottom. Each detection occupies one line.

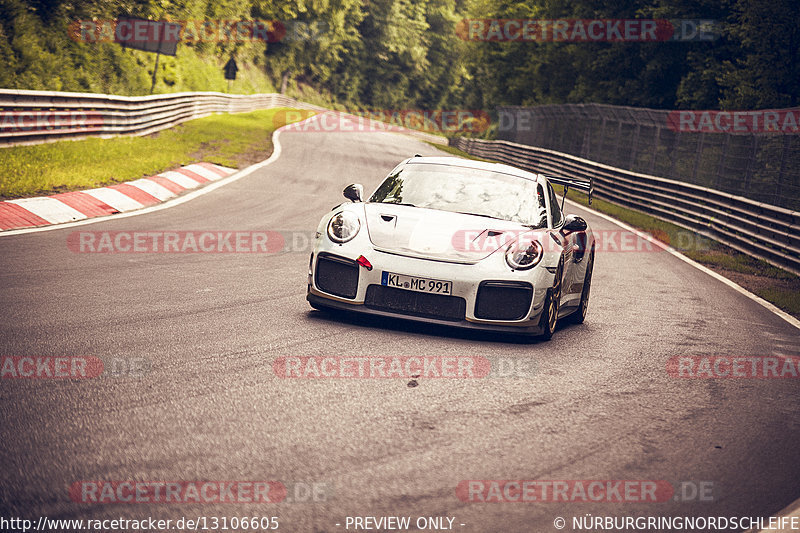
left=455, top=211, right=504, bottom=220
left=457, top=211, right=543, bottom=228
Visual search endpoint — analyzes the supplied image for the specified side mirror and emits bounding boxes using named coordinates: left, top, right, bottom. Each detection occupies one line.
left=562, top=214, right=587, bottom=233
left=343, top=183, right=364, bottom=202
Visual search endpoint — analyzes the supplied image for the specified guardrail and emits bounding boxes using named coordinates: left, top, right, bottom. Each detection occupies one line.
left=497, top=104, right=800, bottom=211
left=0, top=89, right=450, bottom=147
left=0, top=90, right=325, bottom=146
left=451, top=137, right=800, bottom=275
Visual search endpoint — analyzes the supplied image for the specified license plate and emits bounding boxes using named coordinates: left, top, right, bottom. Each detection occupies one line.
left=381, top=271, right=452, bottom=295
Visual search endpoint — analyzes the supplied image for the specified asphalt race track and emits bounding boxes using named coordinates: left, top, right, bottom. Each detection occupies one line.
left=1, top=120, right=799, bottom=532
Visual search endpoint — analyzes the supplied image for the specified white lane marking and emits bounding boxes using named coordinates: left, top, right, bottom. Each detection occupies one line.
left=184, top=164, right=225, bottom=181
left=564, top=197, right=800, bottom=331
left=158, top=171, right=203, bottom=189
left=6, top=197, right=88, bottom=224
left=82, top=188, right=144, bottom=212
left=127, top=178, right=176, bottom=201
left=0, top=114, right=320, bottom=237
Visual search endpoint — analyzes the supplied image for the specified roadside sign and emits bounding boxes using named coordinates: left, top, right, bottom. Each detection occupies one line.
left=224, top=58, right=238, bottom=80
left=116, top=17, right=179, bottom=56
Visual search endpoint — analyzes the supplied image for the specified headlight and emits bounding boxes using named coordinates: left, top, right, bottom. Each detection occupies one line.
left=505, top=239, right=543, bottom=270
left=327, top=211, right=361, bottom=243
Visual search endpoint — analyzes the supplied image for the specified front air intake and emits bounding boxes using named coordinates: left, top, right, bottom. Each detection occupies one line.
left=315, top=253, right=359, bottom=299
left=474, top=281, right=533, bottom=321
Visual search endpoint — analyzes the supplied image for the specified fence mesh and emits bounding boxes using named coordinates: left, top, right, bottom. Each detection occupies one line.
left=497, top=104, right=800, bottom=211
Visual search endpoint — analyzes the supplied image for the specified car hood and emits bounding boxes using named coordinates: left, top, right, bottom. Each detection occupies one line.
left=363, top=203, right=540, bottom=263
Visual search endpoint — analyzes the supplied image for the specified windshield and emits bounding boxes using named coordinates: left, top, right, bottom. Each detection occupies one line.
left=368, top=163, right=548, bottom=227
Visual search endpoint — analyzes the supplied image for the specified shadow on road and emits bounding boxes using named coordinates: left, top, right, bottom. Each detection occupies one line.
left=305, top=307, right=585, bottom=345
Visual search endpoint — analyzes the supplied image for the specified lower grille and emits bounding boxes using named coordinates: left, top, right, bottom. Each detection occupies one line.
left=315, top=253, right=359, bottom=299
left=365, top=285, right=466, bottom=322
left=475, top=281, right=533, bottom=321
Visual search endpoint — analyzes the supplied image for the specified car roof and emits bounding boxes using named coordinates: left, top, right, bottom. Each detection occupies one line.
left=404, top=156, right=544, bottom=183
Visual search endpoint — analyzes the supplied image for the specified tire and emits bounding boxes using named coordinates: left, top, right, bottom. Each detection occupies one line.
left=567, top=249, right=594, bottom=324
left=538, top=257, right=563, bottom=340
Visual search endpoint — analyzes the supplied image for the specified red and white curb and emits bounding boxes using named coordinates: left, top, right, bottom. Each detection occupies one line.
left=0, top=162, right=235, bottom=231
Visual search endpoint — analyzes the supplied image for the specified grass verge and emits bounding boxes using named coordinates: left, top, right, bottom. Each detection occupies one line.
left=431, top=142, right=800, bottom=319
left=0, top=108, right=310, bottom=199
left=427, top=143, right=493, bottom=162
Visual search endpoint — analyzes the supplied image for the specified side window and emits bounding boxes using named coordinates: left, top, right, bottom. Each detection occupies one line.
left=547, top=183, right=564, bottom=227
left=536, top=184, right=548, bottom=227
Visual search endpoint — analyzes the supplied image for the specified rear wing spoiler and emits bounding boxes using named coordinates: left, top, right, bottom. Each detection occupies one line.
left=547, top=175, right=593, bottom=206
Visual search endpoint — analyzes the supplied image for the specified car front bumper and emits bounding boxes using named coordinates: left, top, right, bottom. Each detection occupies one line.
left=307, top=235, right=559, bottom=335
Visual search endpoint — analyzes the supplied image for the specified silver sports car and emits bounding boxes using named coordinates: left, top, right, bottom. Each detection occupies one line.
left=306, top=156, right=595, bottom=339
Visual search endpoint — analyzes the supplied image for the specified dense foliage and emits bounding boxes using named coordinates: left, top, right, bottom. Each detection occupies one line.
left=0, top=0, right=797, bottom=110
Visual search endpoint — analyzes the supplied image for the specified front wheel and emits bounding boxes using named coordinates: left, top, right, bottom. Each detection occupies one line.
left=538, top=258, right=563, bottom=340
left=567, top=250, right=594, bottom=324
